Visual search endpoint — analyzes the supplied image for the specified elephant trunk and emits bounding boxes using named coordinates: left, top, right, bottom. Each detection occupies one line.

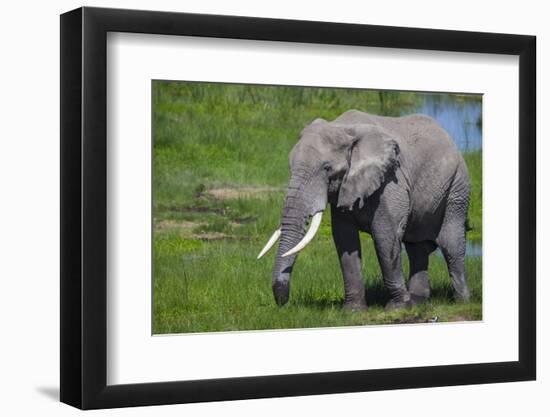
left=271, top=171, right=327, bottom=305
left=271, top=210, right=305, bottom=305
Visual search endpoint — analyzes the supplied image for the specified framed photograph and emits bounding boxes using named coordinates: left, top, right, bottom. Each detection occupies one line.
left=60, top=6, right=536, bottom=409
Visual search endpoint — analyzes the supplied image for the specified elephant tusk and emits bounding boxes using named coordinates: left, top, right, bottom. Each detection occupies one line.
left=282, top=211, right=323, bottom=258
left=257, top=229, right=281, bottom=259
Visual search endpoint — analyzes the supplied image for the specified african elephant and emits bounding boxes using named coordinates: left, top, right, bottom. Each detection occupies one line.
left=258, top=109, right=471, bottom=311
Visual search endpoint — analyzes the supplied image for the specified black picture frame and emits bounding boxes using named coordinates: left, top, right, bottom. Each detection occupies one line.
left=60, top=6, right=536, bottom=410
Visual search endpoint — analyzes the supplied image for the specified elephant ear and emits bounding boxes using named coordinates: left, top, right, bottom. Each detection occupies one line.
left=337, top=125, right=400, bottom=210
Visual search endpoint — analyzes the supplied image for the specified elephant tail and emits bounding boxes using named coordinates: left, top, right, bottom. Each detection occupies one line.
left=465, top=218, right=472, bottom=232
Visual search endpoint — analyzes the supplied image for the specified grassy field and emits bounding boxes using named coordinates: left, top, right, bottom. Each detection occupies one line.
left=152, top=81, right=482, bottom=334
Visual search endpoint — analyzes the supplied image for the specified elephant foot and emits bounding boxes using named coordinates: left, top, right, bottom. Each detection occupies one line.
left=451, top=274, right=470, bottom=303
left=385, top=293, right=414, bottom=311
left=410, top=293, right=429, bottom=305
left=409, top=274, right=430, bottom=303
left=453, top=288, right=470, bottom=303
left=343, top=300, right=368, bottom=312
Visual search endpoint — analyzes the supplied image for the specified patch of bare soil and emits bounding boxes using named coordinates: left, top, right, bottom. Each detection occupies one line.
left=155, top=220, right=201, bottom=233
left=154, top=219, right=236, bottom=241
left=162, top=205, right=229, bottom=215
left=205, top=186, right=282, bottom=200
left=192, top=232, right=234, bottom=241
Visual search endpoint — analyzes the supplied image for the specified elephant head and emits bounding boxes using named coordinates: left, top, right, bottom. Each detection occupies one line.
left=258, top=118, right=400, bottom=305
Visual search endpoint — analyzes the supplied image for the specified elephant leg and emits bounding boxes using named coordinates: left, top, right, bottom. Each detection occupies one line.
left=372, top=232, right=412, bottom=310
left=437, top=221, right=470, bottom=302
left=331, top=205, right=367, bottom=311
left=405, top=241, right=436, bottom=303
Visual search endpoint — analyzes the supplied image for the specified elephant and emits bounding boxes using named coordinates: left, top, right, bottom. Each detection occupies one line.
left=257, top=109, right=471, bottom=311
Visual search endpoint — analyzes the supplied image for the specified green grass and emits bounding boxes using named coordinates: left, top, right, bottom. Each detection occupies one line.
left=152, top=81, right=483, bottom=334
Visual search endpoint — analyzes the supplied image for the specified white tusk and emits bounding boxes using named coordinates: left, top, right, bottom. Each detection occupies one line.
left=282, top=212, right=323, bottom=257
left=257, top=229, right=281, bottom=259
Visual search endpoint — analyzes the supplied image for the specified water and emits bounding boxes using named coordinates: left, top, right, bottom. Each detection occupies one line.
left=407, top=94, right=482, bottom=151
left=465, top=241, right=482, bottom=257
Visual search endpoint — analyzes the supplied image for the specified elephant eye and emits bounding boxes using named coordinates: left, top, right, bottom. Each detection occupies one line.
left=322, top=163, right=332, bottom=172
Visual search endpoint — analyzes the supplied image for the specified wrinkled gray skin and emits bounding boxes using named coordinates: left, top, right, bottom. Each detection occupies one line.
left=272, top=110, right=471, bottom=311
